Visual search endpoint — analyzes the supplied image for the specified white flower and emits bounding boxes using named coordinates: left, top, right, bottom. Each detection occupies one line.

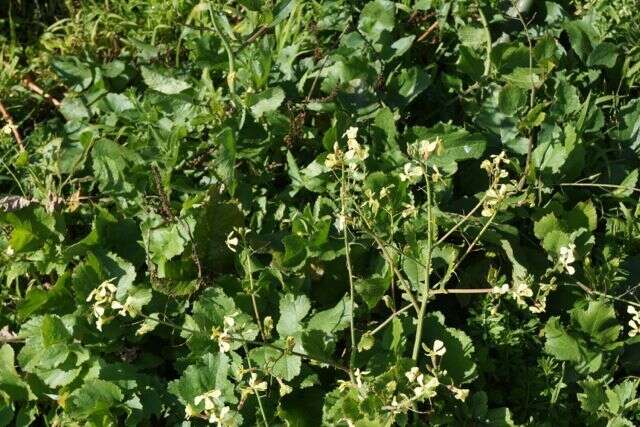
left=628, top=305, right=640, bottom=337
left=184, top=403, right=199, bottom=419
left=432, top=339, right=447, bottom=356
left=248, top=373, right=268, bottom=392
left=277, top=378, right=293, bottom=396
left=353, top=368, right=369, bottom=390
left=413, top=374, right=439, bottom=398
left=449, top=385, right=469, bottom=401
left=4, top=245, right=14, bottom=257
left=334, top=213, right=346, bottom=232
left=209, top=405, right=232, bottom=426
left=494, top=284, right=510, bottom=295
left=194, top=389, right=222, bottom=410
left=405, top=367, right=420, bottom=383
left=418, top=138, right=442, bottom=160
left=223, top=315, right=236, bottom=329
left=399, top=162, right=423, bottom=182
left=559, top=244, right=576, bottom=275
left=225, top=231, right=239, bottom=253
left=512, top=282, right=533, bottom=307
left=401, top=202, right=417, bottom=218
left=344, top=126, right=359, bottom=141
left=217, top=331, right=231, bottom=353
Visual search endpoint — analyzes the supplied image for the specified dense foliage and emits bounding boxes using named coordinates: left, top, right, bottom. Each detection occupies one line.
left=1, top=0, right=640, bottom=425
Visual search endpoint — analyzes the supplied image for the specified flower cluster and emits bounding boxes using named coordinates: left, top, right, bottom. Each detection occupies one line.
left=559, top=244, right=576, bottom=275
left=324, top=126, right=369, bottom=171
left=480, top=151, right=514, bottom=217
left=627, top=305, right=640, bottom=337
left=187, top=389, right=236, bottom=426
left=211, top=314, right=237, bottom=353
left=86, top=279, right=133, bottom=331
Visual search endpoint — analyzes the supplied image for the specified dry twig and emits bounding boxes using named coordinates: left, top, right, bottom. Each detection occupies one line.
left=0, top=100, right=24, bottom=151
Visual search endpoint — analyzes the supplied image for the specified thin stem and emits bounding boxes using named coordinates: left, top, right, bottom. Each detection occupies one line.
left=340, top=164, right=357, bottom=374
left=208, top=4, right=237, bottom=102
left=245, top=251, right=266, bottom=341
left=412, top=175, right=434, bottom=361
left=0, top=100, right=24, bottom=151
left=370, top=303, right=413, bottom=336
left=435, top=194, right=488, bottom=247
left=477, top=7, right=492, bottom=77
left=450, top=211, right=498, bottom=273
left=559, top=182, right=640, bottom=194
left=136, top=313, right=351, bottom=373
left=360, top=226, right=421, bottom=313
left=242, top=342, right=269, bottom=426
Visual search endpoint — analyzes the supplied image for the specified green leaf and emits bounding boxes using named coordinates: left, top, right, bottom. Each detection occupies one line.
left=406, top=124, right=487, bottom=172
left=281, top=235, right=308, bottom=270
left=587, top=42, right=618, bottom=68
left=572, top=300, right=620, bottom=346
left=423, top=312, right=477, bottom=383
left=355, top=276, right=390, bottom=309
left=67, top=379, right=124, bottom=418
left=91, top=139, right=131, bottom=192
left=214, top=127, right=237, bottom=195
left=307, top=296, right=352, bottom=333
left=0, top=345, right=30, bottom=401
left=41, top=315, right=71, bottom=347
left=60, top=97, right=90, bottom=121
left=358, top=0, right=395, bottom=43
left=544, top=317, right=582, bottom=362
left=277, top=294, right=311, bottom=337
left=141, top=66, right=191, bottom=94
left=168, top=353, right=234, bottom=406
left=498, top=84, right=527, bottom=114
left=248, top=87, right=285, bottom=118
left=193, top=198, right=244, bottom=274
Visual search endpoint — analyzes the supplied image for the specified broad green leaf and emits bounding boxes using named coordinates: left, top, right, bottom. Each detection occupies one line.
left=277, top=294, right=311, bottom=337
left=358, top=0, right=395, bottom=43
left=281, top=235, right=308, bottom=270
left=91, top=139, right=131, bottom=192
left=572, top=300, right=620, bottom=346
left=0, top=345, right=30, bottom=401
left=423, top=312, right=477, bottom=384
left=355, top=276, right=390, bottom=309
left=60, top=97, right=90, bottom=121
left=67, top=379, right=124, bottom=418
left=587, top=42, right=618, bottom=68
left=307, top=296, right=352, bottom=333
left=141, top=66, right=191, bottom=94
left=544, top=317, right=582, bottom=362
left=214, top=127, right=237, bottom=195
left=248, top=87, right=285, bottom=118
left=168, top=353, right=234, bottom=406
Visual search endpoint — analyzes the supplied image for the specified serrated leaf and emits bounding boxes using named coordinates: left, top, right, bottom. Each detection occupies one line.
left=91, top=139, right=131, bottom=192
left=572, top=300, right=620, bottom=346
left=277, top=294, right=311, bottom=337
left=544, top=317, right=582, bottom=362
left=67, top=379, right=123, bottom=418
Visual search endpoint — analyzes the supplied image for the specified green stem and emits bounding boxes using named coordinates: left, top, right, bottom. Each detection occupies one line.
left=412, top=175, right=434, bottom=361
left=208, top=4, right=237, bottom=102
left=242, top=342, right=270, bottom=427
left=340, top=165, right=357, bottom=375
